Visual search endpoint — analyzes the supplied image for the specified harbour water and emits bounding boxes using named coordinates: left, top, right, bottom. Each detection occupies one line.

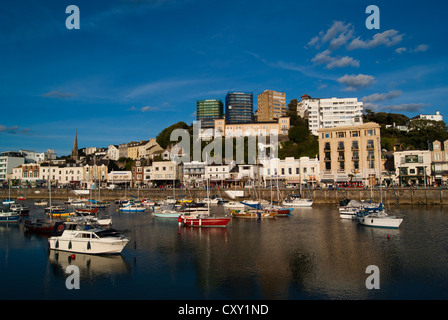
left=1, top=200, right=448, bottom=301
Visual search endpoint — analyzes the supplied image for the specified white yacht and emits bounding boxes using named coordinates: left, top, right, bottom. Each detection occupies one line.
left=48, top=222, right=129, bottom=254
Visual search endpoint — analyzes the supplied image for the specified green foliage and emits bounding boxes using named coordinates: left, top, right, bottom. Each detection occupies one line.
left=156, top=121, right=190, bottom=149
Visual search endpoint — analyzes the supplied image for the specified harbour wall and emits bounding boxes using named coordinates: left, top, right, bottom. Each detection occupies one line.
left=2, top=187, right=448, bottom=205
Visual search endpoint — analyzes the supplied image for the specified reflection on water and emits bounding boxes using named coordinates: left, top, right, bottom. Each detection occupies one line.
left=1, top=201, right=448, bottom=299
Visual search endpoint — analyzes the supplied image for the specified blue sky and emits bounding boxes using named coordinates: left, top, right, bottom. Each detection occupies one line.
left=1, top=0, right=447, bottom=156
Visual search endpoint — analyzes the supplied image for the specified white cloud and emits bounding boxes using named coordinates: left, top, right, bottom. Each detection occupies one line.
left=311, top=50, right=359, bottom=69
left=42, top=90, right=76, bottom=99
left=362, top=90, right=402, bottom=103
left=382, top=103, right=427, bottom=112
left=337, top=74, right=375, bottom=91
left=307, top=21, right=354, bottom=50
left=395, top=47, right=407, bottom=54
left=141, top=106, right=153, bottom=112
left=347, top=29, right=404, bottom=50
left=413, top=44, right=429, bottom=52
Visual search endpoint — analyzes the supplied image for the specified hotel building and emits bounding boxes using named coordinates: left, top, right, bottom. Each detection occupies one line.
left=257, top=90, right=287, bottom=122
left=318, top=122, right=381, bottom=186
left=298, top=94, right=363, bottom=135
left=214, top=117, right=290, bottom=137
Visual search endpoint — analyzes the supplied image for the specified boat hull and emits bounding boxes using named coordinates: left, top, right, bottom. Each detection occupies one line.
left=357, top=215, right=403, bottom=229
left=179, top=216, right=230, bottom=227
left=48, top=237, right=129, bottom=254
left=0, top=213, right=20, bottom=223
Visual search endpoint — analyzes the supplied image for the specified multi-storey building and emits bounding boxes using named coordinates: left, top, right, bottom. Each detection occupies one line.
left=0, top=151, right=25, bottom=181
left=214, top=117, right=290, bottom=137
left=394, top=150, right=431, bottom=187
left=182, top=161, right=206, bottom=187
left=259, top=157, right=319, bottom=187
left=225, top=91, right=254, bottom=124
left=197, top=99, right=223, bottom=128
left=298, top=94, right=363, bottom=135
left=318, top=122, right=381, bottom=186
left=257, top=90, right=287, bottom=121
left=431, top=139, right=448, bottom=185
left=144, top=161, right=179, bottom=187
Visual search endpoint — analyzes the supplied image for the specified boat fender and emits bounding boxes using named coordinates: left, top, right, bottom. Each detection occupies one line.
left=371, top=219, right=374, bottom=223
left=55, top=240, right=59, bottom=248
left=68, top=241, right=72, bottom=249
left=87, top=241, right=91, bottom=250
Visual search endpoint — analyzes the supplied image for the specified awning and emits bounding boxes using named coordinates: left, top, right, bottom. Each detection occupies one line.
left=321, top=179, right=334, bottom=183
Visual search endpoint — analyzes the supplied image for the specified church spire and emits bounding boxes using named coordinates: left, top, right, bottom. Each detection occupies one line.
left=71, top=129, right=79, bottom=161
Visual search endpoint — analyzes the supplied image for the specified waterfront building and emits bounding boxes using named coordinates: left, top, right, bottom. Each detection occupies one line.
left=205, top=161, right=236, bottom=186
left=132, top=159, right=150, bottom=187
left=182, top=161, right=206, bottom=188
left=394, top=150, right=431, bottom=187
left=318, top=122, right=381, bottom=186
left=0, top=151, right=25, bottom=181
left=298, top=94, right=363, bottom=135
left=108, top=171, right=132, bottom=186
left=225, top=92, right=254, bottom=124
left=214, top=117, right=290, bottom=137
left=197, top=99, right=223, bottom=128
left=38, top=163, right=83, bottom=187
left=257, top=90, right=287, bottom=122
left=259, top=157, right=319, bottom=187
left=144, top=161, right=179, bottom=187
left=430, top=139, right=448, bottom=185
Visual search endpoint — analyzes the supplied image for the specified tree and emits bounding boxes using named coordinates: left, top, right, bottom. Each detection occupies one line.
left=156, top=121, right=190, bottom=149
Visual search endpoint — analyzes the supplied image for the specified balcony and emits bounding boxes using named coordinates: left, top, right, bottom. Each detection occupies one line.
left=366, top=144, right=375, bottom=149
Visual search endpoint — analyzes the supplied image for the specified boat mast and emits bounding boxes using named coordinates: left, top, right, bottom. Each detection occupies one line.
left=377, top=137, right=383, bottom=205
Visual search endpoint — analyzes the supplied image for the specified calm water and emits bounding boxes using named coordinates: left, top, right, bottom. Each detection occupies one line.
left=1, top=200, right=448, bottom=300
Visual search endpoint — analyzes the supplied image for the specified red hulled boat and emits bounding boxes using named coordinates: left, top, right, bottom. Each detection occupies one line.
left=178, top=214, right=231, bottom=228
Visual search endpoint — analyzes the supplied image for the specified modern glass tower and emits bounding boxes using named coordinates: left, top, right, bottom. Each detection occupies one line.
left=196, top=99, right=223, bottom=128
left=225, top=91, right=254, bottom=124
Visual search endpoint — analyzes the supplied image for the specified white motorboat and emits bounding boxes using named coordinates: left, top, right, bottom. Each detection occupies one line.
left=282, top=196, right=313, bottom=207
left=48, top=221, right=129, bottom=254
left=223, top=201, right=246, bottom=210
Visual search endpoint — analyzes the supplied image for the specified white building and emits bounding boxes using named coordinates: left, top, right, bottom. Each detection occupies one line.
left=182, top=161, right=206, bottom=187
left=108, top=171, right=132, bottom=185
left=205, top=161, right=236, bottom=183
left=259, top=157, right=319, bottom=187
left=143, top=161, right=179, bottom=186
left=297, top=94, right=363, bottom=135
left=0, top=151, right=25, bottom=181
left=413, top=110, right=443, bottom=122
left=107, top=145, right=120, bottom=161
left=394, top=150, right=431, bottom=186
